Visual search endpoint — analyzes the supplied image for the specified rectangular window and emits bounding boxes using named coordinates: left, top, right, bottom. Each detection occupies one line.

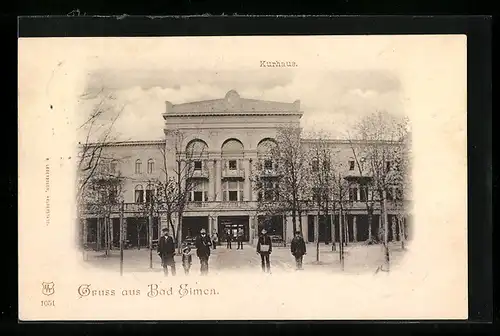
left=145, top=189, right=154, bottom=203
left=135, top=161, right=142, bottom=174
left=386, top=161, right=392, bottom=172
left=147, top=161, right=154, bottom=174
left=229, top=160, right=237, bottom=170
left=395, top=188, right=403, bottom=201
left=349, top=187, right=358, bottom=201
left=359, top=186, right=368, bottom=202
left=312, top=160, right=319, bottom=172
left=110, top=162, right=117, bottom=174
left=135, top=190, right=144, bottom=203
left=264, top=159, right=273, bottom=170
left=193, top=191, right=203, bottom=202
left=229, top=190, right=238, bottom=201
left=223, top=180, right=243, bottom=201
left=386, top=188, right=394, bottom=201
left=194, top=160, right=202, bottom=171
left=323, top=160, right=330, bottom=171
left=349, top=161, right=355, bottom=171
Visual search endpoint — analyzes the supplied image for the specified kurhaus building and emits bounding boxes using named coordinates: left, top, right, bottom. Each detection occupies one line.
left=80, top=90, right=410, bottom=249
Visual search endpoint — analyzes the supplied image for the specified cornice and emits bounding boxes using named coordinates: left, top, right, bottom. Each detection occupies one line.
left=162, top=111, right=304, bottom=119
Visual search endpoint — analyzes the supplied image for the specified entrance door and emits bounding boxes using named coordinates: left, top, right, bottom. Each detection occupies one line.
left=218, top=216, right=249, bottom=242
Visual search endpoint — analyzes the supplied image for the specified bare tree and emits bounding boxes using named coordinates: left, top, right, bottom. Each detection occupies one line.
left=346, top=111, right=409, bottom=272
left=76, top=88, right=125, bottom=203
left=79, top=158, right=125, bottom=256
left=151, top=130, right=208, bottom=253
left=253, top=125, right=310, bottom=237
left=307, top=132, right=337, bottom=263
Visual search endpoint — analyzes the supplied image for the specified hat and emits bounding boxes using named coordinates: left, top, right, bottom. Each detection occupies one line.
left=261, top=228, right=267, bottom=234
left=200, top=229, right=206, bottom=234
left=295, top=231, right=301, bottom=234
left=182, top=245, right=191, bottom=253
left=162, top=228, right=169, bottom=233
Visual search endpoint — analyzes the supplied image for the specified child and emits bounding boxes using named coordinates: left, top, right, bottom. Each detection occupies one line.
left=181, top=244, right=193, bottom=275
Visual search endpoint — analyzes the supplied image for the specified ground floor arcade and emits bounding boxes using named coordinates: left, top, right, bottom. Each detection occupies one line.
left=79, top=211, right=411, bottom=250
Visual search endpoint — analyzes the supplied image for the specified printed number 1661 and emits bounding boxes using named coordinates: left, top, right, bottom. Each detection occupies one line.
left=41, top=300, right=55, bottom=307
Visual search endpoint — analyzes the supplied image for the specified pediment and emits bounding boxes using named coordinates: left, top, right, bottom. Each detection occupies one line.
left=164, top=90, right=301, bottom=115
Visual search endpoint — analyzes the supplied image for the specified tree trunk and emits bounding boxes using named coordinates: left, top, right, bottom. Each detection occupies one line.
left=331, top=213, right=336, bottom=251
left=398, top=216, right=406, bottom=250
left=298, top=211, right=303, bottom=235
left=382, top=191, right=390, bottom=271
left=291, top=208, right=297, bottom=235
left=119, top=201, right=124, bottom=276
left=137, top=223, right=141, bottom=250
left=339, top=208, right=344, bottom=271
left=177, top=212, right=183, bottom=254
left=149, top=209, right=153, bottom=269
left=104, top=216, right=109, bottom=256
left=367, top=208, right=373, bottom=242
left=315, top=213, right=320, bottom=262
left=96, top=217, right=102, bottom=251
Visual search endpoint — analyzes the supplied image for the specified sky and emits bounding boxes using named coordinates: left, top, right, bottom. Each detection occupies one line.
left=74, top=37, right=407, bottom=142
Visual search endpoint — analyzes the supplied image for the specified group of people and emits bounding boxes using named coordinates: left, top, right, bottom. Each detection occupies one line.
left=256, top=229, right=308, bottom=273
left=221, top=228, right=245, bottom=250
left=157, top=226, right=309, bottom=276
left=157, top=227, right=212, bottom=276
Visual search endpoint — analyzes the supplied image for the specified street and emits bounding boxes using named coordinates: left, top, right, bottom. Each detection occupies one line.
left=83, top=242, right=408, bottom=275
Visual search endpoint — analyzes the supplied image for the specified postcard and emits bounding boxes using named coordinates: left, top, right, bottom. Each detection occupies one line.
left=18, top=34, right=467, bottom=320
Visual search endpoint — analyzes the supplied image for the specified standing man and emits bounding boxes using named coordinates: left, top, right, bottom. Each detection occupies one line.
left=195, top=228, right=212, bottom=275
left=290, top=230, right=307, bottom=270
left=157, top=227, right=176, bottom=276
left=226, top=228, right=232, bottom=249
left=256, top=228, right=273, bottom=273
left=237, top=228, right=244, bottom=250
left=211, top=230, right=219, bottom=250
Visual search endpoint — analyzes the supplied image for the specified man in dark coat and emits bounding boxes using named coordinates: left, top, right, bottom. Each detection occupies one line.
left=195, top=228, right=212, bottom=275
left=290, top=230, right=307, bottom=270
left=256, top=228, right=273, bottom=273
left=237, top=228, right=244, bottom=250
left=157, top=227, right=176, bottom=276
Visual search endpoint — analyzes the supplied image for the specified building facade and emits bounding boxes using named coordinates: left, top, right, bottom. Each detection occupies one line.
left=80, top=90, right=410, bottom=249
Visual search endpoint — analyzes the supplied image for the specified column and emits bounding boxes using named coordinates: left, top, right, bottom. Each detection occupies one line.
left=208, top=160, right=215, bottom=201
left=243, top=159, right=251, bottom=201
left=353, top=215, right=358, bottom=242
left=368, top=216, right=372, bottom=240
left=215, top=159, right=222, bottom=201
left=357, top=188, right=361, bottom=202
left=391, top=215, right=397, bottom=242
left=250, top=158, right=257, bottom=201
left=82, top=219, right=88, bottom=247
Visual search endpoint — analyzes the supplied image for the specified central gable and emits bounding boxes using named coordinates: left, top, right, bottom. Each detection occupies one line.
left=163, top=90, right=302, bottom=116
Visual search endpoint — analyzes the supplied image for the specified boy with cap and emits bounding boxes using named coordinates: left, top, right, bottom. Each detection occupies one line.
left=256, top=228, right=273, bottom=273
left=181, top=243, right=193, bottom=275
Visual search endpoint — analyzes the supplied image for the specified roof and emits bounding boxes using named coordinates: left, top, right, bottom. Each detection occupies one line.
left=163, top=90, right=302, bottom=117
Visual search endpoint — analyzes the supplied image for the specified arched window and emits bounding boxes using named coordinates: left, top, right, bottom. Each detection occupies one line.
left=110, top=160, right=118, bottom=174
left=145, top=184, right=154, bottom=203
left=186, top=139, right=208, bottom=158
left=221, top=139, right=244, bottom=154
left=147, top=159, right=154, bottom=174
left=186, top=139, right=208, bottom=171
left=257, top=138, right=277, bottom=172
left=257, top=138, right=276, bottom=155
left=134, top=185, right=144, bottom=203
left=135, top=159, right=142, bottom=174
left=221, top=139, right=244, bottom=171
